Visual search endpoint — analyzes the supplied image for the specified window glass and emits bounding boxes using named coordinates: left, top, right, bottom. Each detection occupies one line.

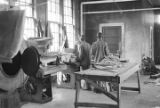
left=64, top=0, right=71, bottom=7
left=48, top=0, right=60, bottom=52
left=15, top=0, right=35, bottom=40
left=47, top=0, right=75, bottom=51
left=64, top=0, right=75, bottom=48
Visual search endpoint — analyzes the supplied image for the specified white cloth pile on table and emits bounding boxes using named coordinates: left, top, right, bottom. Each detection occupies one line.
left=94, top=55, right=122, bottom=70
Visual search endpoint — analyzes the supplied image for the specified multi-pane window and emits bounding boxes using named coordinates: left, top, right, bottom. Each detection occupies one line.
left=47, top=0, right=75, bottom=51
left=48, top=0, right=60, bottom=22
left=0, top=0, right=8, bottom=4
left=15, top=0, right=35, bottom=40
left=64, top=0, right=75, bottom=48
left=49, top=23, right=60, bottom=51
left=48, top=0, right=60, bottom=52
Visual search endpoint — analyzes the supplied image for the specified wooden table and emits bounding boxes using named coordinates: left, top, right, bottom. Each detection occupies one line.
left=74, top=62, right=141, bottom=108
left=41, top=64, right=67, bottom=76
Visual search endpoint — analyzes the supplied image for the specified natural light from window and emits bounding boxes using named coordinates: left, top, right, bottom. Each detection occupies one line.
left=15, top=0, right=35, bottom=40
left=64, top=0, right=75, bottom=48
left=48, top=0, right=60, bottom=52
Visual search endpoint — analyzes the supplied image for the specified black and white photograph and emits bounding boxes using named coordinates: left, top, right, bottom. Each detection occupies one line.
left=0, top=0, right=160, bottom=108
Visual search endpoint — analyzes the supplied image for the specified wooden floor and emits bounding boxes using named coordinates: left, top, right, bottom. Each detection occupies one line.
left=21, top=74, right=160, bottom=108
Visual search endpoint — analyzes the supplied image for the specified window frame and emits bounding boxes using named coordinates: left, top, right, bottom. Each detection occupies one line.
left=46, top=0, right=75, bottom=51
left=15, top=0, right=36, bottom=40
left=47, top=0, right=61, bottom=52
left=63, top=0, right=75, bottom=49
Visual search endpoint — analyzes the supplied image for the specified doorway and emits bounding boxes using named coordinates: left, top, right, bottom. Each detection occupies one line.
left=99, top=23, right=124, bottom=58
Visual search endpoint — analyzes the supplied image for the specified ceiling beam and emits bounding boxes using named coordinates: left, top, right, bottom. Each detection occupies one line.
left=81, top=0, right=137, bottom=5
left=83, top=7, right=160, bottom=14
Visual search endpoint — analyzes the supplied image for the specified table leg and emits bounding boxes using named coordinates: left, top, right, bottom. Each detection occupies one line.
left=75, top=79, right=80, bottom=108
left=117, top=83, right=121, bottom=108
left=137, top=71, right=141, bottom=93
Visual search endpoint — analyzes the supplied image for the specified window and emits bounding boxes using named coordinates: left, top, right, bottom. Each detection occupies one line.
left=47, top=0, right=75, bottom=51
left=48, top=0, right=60, bottom=52
left=48, top=0, right=60, bottom=22
left=15, top=0, right=35, bottom=40
left=49, top=23, right=60, bottom=51
left=0, top=0, right=8, bottom=4
left=64, top=0, right=75, bottom=48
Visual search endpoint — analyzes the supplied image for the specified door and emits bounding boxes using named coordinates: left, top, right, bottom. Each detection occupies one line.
left=102, top=26, right=122, bottom=56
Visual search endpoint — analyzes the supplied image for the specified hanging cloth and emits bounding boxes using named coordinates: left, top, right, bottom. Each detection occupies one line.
left=0, top=10, right=25, bottom=63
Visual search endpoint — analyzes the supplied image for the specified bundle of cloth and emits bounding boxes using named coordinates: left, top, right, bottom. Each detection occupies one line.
left=94, top=55, right=122, bottom=69
left=98, top=56, right=120, bottom=65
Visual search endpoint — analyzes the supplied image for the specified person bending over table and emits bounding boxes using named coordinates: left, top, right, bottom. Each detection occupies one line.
left=74, top=34, right=91, bottom=70
left=91, top=32, right=110, bottom=63
left=74, top=34, right=92, bottom=90
left=91, top=32, right=110, bottom=92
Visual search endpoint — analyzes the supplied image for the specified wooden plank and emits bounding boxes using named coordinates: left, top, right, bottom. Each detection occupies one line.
left=74, top=80, right=80, bottom=108
left=119, top=63, right=140, bottom=83
left=43, top=64, right=67, bottom=75
left=76, top=69, right=117, bottom=76
left=84, top=78, right=118, bottom=102
left=75, top=102, right=117, bottom=108
left=121, top=87, right=140, bottom=91
left=75, top=62, right=140, bottom=80
left=117, top=83, right=121, bottom=108
left=77, top=74, right=120, bottom=83
left=137, top=71, right=141, bottom=93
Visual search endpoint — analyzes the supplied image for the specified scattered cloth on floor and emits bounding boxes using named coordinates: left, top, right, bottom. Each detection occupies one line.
left=141, top=57, right=160, bottom=76
left=144, top=78, right=160, bottom=86
left=150, top=72, right=160, bottom=79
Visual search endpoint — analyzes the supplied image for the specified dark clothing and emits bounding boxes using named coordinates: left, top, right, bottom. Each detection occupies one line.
left=74, top=41, right=91, bottom=70
left=74, top=40, right=91, bottom=90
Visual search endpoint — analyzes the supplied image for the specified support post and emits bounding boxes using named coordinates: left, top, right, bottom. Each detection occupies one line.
left=137, top=71, right=141, bottom=93
left=75, top=76, right=80, bottom=108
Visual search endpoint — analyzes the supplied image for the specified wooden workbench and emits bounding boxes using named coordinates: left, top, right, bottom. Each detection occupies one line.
left=74, top=62, right=141, bottom=108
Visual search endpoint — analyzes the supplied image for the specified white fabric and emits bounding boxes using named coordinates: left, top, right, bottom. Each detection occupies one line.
left=0, top=10, right=25, bottom=63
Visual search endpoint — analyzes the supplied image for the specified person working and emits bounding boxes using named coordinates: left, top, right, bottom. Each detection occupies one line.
left=74, top=34, right=91, bottom=90
left=59, top=34, right=91, bottom=87
left=91, top=32, right=110, bottom=92
left=91, top=32, right=110, bottom=63
left=74, top=34, right=91, bottom=70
